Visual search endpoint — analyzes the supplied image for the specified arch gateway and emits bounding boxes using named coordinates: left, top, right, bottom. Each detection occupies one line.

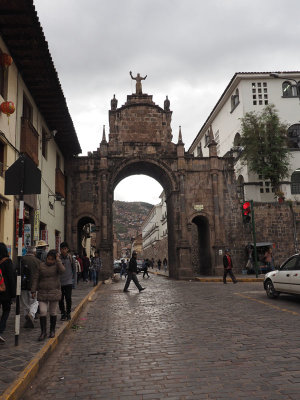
left=65, top=80, right=240, bottom=279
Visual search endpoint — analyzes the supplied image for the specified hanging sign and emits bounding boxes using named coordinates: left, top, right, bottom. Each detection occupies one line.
left=33, top=210, right=40, bottom=241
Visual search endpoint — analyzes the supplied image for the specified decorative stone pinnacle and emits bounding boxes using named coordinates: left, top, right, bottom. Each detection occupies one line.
left=178, top=126, right=183, bottom=143
left=102, top=125, right=107, bottom=143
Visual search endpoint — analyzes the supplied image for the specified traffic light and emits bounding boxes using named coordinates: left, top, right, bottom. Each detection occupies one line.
left=242, top=201, right=251, bottom=224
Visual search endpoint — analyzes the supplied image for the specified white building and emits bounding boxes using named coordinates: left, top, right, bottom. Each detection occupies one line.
left=142, top=192, right=167, bottom=253
left=189, top=72, right=300, bottom=202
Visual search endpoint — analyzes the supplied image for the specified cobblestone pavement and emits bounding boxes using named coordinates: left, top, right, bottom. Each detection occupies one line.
left=21, top=275, right=300, bottom=400
left=0, top=280, right=95, bottom=393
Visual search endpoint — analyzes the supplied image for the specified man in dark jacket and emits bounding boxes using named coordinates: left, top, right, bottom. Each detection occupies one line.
left=59, top=242, right=76, bottom=321
left=21, top=246, right=40, bottom=328
left=0, top=243, right=16, bottom=343
left=223, top=249, right=238, bottom=284
left=123, top=251, right=145, bottom=293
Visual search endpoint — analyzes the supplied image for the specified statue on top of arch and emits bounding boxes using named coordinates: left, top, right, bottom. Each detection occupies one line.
left=130, top=71, right=147, bottom=95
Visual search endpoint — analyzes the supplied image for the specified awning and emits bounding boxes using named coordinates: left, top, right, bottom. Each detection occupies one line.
left=248, top=242, right=273, bottom=247
left=0, top=194, right=11, bottom=207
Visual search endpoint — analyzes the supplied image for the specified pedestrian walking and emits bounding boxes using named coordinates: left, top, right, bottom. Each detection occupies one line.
left=143, top=259, right=150, bottom=278
left=21, top=246, right=40, bottom=329
left=31, top=249, right=65, bottom=340
left=59, top=242, right=76, bottom=321
left=0, top=243, right=16, bottom=343
left=223, top=249, right=237, bottom=284
left=123, top=251, right=145, bottom=293
left=120, top=259, right=127, bottom=279
left=90, top=250, right=102, bottom=286
left=35, top=240, right=48, bottom=262
left=157, top=259, right=162, bottom=271
left=163, top=257, right=168, bottom=272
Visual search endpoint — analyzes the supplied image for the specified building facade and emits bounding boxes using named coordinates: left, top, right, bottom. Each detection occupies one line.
left=188, top=72, right=300, bottom=203
left=0, top=1, right=81, bottom=258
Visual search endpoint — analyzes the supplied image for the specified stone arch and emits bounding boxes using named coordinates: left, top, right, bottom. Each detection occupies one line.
left=190, top=213, right=212, bottom=276
left=107, top=158, right=179, bottom=278
left=77, top=215, right=98, bottom=256
left=109, top=158, right=178, bottom=196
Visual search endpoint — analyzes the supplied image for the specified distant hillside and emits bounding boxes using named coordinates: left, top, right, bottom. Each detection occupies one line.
left=113, top=201, right=153, bottom=244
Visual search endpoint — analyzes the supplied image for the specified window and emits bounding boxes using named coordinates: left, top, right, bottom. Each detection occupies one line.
left=281, top=256, right=300, bottom=271
left=23, top=94, right=33, bottom=122
left=233, top=132, right=241, bottom=147
left=231, top=88, right=239, bottom=112
left=196, top=144, right=202, bottom=157
left=287, top=124, right=300, bottom=149
left=282, top=81, right=298, bottom=98
left=0, top=141, right=4, bottom=177
left=42, top=129, right=47, bottom=159
left=291, top=170, right=300, bottom=194
left=237, top=175, right=244, bottom=201
left=252, top=82, right=268, bottom=105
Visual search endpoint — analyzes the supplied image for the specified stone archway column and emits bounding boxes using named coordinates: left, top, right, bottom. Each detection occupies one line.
left=98, top=173, right=113, bottom=280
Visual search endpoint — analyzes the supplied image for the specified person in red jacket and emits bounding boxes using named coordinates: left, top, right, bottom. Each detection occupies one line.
left=223, top=249, right=238, bottom=284
left=0, top=243, right=16, bottom=343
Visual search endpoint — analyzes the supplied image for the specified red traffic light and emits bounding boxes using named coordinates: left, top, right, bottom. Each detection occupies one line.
left=242, top=201, right=251, bottom=215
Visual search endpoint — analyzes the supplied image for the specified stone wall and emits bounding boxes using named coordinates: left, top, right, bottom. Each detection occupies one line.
left=142, top=237, right=168, bottom=265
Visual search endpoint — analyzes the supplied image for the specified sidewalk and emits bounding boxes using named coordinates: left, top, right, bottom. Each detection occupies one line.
left=0, top=280, right=101, bottom=400
left=149, top=268, right=265, bottom=282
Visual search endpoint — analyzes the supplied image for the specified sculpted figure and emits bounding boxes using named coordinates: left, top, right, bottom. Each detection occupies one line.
left=164, top=96, right=170, bottom=111
left=111, top=94, right=118, bottom=110
left=130, top=71, right=147, bottom=95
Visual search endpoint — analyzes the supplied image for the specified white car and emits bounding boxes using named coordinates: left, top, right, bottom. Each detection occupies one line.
left=264, top=254, right=300, bottom=298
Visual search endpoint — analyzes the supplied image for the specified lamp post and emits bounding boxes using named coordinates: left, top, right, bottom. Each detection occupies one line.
left=269, top=73, right=300, bottom=98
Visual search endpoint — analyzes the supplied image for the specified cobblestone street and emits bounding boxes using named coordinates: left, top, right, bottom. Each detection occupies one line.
left=21, top=275, right=300, bottom=400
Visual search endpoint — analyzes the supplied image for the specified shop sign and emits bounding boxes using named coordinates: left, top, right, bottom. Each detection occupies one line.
left=33, top=210, right=40, bottom=241
left=24, top=224, right=31, bottom=247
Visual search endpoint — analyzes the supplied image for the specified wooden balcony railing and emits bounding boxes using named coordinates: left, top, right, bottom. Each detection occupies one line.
left=55, top=168, right=65, bottom=198
left=20, top=117, right=39, bottom=165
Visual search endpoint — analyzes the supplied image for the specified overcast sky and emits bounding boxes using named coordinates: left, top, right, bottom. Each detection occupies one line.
left=34, top=0, right=300, bottom=204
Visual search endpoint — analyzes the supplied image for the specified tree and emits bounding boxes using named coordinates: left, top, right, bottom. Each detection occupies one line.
left=240, top=104, right=290, bottom=195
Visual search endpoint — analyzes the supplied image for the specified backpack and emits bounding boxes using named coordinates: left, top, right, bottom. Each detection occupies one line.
left=21, top=262, right=31, bottom=291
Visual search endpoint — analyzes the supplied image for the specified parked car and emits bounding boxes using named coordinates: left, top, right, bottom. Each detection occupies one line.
left=264, top=254, right=300, bottom=298
left=113, top=261, right=121, bottom=273
left=137, top=260, right=144, bottom=273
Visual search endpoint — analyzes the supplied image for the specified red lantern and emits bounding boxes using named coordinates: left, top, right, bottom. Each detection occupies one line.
left=0, top=101, right=15, bottom=124
left=0, top=53, right=13, bottom=69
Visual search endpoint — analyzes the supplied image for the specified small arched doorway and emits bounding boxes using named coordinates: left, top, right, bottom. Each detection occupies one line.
left=192, top=215, right=212, bottom=275
left=77, top=216, right=96, bottom=257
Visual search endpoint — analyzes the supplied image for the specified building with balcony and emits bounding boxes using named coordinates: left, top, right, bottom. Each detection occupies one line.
left=0, top=1, right=81, bottom=257
left=188, top=72, right=300, bottom=203
left=141, top=192, right=167, bottom=262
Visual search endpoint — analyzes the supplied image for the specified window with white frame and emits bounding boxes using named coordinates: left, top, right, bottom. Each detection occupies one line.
left=252, top=82, right=268, bottom=106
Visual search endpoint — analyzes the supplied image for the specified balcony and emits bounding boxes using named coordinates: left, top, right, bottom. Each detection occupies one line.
left=55, top=168, right=65, bottom=198
left=20, top=117, right=39, bottom=165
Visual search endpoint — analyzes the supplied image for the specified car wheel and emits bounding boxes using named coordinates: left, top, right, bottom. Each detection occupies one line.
left=265, top=279, right=279, bottom=299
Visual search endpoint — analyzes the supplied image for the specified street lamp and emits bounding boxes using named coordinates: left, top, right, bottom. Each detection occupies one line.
left=269, top=73, right=300, bottom=98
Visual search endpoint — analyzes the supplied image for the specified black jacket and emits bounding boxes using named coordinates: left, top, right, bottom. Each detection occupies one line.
left=0, top=258, right=16, bottom=301
left=223, top=254, right=233, bottom=269
left=128, top=257, right=138, bottom=273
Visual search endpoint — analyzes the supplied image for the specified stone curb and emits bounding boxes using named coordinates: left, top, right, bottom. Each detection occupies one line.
left=149, top=270, right=264, bottom=282
left=195, top=277, right=264, bottom=282
left=1, top=283, right=102, bottom=400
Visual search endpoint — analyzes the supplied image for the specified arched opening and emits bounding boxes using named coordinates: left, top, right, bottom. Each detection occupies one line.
left=191, top=215, right=211, bottom=275
left=237, top=175, right=245, bottom=201
left=77, top=216, right=96, bottom=257
left=109, top=159, right=177, bottom=278
left=233, top=132, right=241, bottom=147
left=287, top=124, right=300, bottom=149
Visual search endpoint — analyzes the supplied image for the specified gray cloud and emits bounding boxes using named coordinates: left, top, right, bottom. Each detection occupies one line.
left=33, top=0, right=300, bottom=200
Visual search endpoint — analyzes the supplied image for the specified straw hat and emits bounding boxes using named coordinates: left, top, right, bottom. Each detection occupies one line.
left=36, top=240, right=48, bottom=247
